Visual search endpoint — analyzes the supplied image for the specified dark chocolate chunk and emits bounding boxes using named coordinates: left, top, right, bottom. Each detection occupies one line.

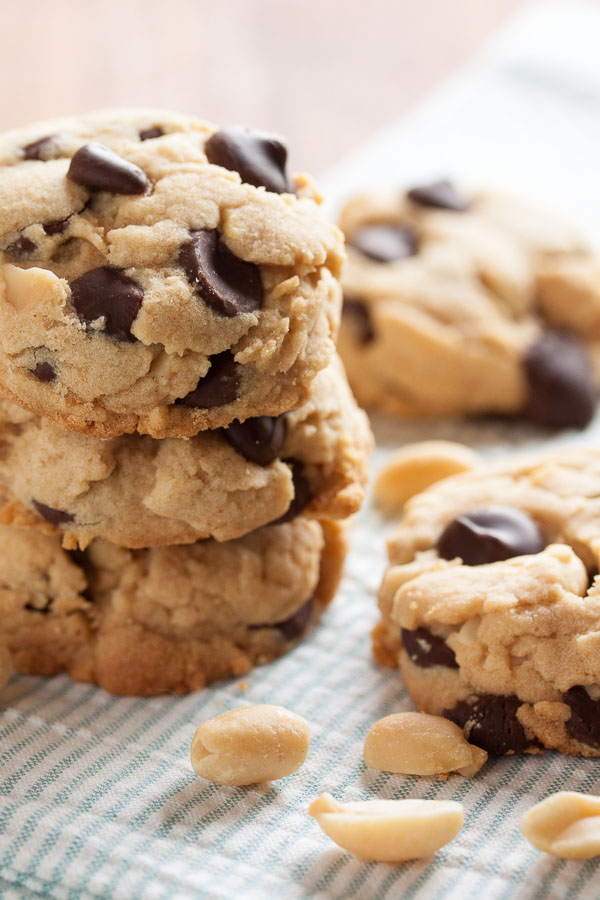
left=139, top=126, right=164, bottom=141
left=205, top=126, right=292, bottom=194
left=177, top=229, right=263, bottom=317
left=175, top=351, right=240, bottom=409
left=271, top=460, right=311, bottom=524
left=437, top=505, right=546, bottom=566
left=277, top=599, right=313, bottom=640
left=401, top=627, right=458, bottom=669
left=43, top=218, right=69, bottom=236
left=67, top=142, right=149, bottom=195
left=23, top=135, right=56, bottom=161
left=6, top=236, right=36, bottom=257
left=444, top=694, right=529, bottom=755
left=31, top=361, right=56, bottom=383
left=223, top=415, right=286, bottom=465
left=349, top=223, right=418, bottom=263
left=70, top=266, right=143, bottom=342
left=565, top=686, right=600, bottom=749
left=32, top=500, right=74, bottom=526
left=407, top=180, right=470, bottom=211
left=342, top=298, right=375, bottom=344
left=523, top=331, right=596, bottom=429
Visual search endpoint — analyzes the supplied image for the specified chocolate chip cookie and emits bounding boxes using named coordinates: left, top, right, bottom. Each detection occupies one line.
left=0, top=516, right=346, bottom=695
left=339, top=182, right=599, bottom=427
left=375, top=447, right=600, bottom=756
left=0, top=109, right=344, bottom=437
left=0, top=357, right=371, bottom=548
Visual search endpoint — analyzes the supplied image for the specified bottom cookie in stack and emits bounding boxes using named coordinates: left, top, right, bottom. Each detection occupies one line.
left=375, top=448, right=600, bottom=757
left=0, top=517, right=346, bottom=696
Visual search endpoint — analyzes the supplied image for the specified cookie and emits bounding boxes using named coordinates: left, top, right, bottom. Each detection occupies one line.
left=338, top=182, right=599, bottom=427
left=0, top=516, right=346, bottom=695
left=0, top=357, right=371, bottom=548
left=0, top=109, right=344, bottom=438
left=375, top=447, right=600, bottom=757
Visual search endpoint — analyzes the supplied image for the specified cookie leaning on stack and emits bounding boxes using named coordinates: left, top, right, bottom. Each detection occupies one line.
left=0, top=108, right=372, bottom=695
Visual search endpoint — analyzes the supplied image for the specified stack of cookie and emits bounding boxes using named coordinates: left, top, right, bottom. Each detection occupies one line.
left=339, top=181, right=600, bottom=427
left=0, top=109, right=371, bottom=696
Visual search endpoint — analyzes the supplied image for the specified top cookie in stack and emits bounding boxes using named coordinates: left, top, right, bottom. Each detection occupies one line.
left=0, top=109, right=344, bottom=438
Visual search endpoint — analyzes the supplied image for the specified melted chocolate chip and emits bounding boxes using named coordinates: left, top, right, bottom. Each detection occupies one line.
left=205, top=126, right=292, bottom=194
left=349, top=223, right=418, bottom=263
left=139, top=126, right=164, bottom=141
left=407, top=180, right=469, bottom=211
left=272, top=460, right=312, bottom=524
left=401, top=627, right=458, bottom=669
left=565, top=686, right=600, bottom=749
left=437, top=506, right=546, bottom=566
left=277, top=599, right=313, bottom=640
left=175, top=351, right=240, bottom=409
left=31, top=361, right=56, bottom=383
left=177, top=230, right=263, bottom=317
left=70, top=266, right=143, bottom=342
left=67, top=142, right=149, bottom=195
left=6, top=236, right=36, bottom=257
left=343, top=298, right=375, bottom=344
left=444, top=695, right=529, bottom=755
left=523, top=331, right=596, bottom=428
left=32, top=500, right=74, bottom=526
left=43, top=218, right=68, bottom=236
left=23, top=135, right=56, bottom=161
left=223, top=415, right=286, bottom=465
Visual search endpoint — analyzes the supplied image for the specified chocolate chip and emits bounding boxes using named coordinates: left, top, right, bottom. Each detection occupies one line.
left=43, top=218, right=69, bottom=236
left=444, top=695, right=530, bottom=755
left=272, top=460, right=312, bottom=524
left=523, top=331, right=596, bottom=428
left=25, top=598, right=52, bottom=615
left=67, top=142, right=149, bottom=194
left=70, top=266, right=143, bottom=342
left=277, top=599, right=313, bottom=640
left=177, top=230, right=263, bottom=317
left=175, top=351, right=240, bottom=409
left=437, top=505, right=546, bottom=566
left=31, top=361, right=56, bottom=383
left=401, top=627, right=458, bottom=669
left=6, top=236, right=36, bottom=257
left=205, top=126, right=292, bottom=194
left=139, top=126, right=164, bottom=141
left=407, top=180, right=470, bottom=212
left=349, top=223, right=418, bottom=263
left=32, top=500, right=74, bottom=526
left=565, top=686, right=600, bottom=749
left=23, top=135, right=56, bottom=161
left=343, top=298, right=375, bottom=344
left=223, top=415, right=286, bottom=465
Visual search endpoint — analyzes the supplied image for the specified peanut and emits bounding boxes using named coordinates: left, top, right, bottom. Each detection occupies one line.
left=1, top=263, right=65, bottom=312
left=190, top=704, right=310, bottom=786
left=374, top=441, right=479, bottom=511
left=364, top=712, right=487, bottom=777
left=0, top=644, right=12, bottom=692
left=309, top=793, right=463, bottom=862
left=521, top=791, right=600, bottom=859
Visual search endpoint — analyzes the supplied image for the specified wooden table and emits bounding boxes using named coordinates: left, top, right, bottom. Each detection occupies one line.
left=0, top=0, right=525, bottom=174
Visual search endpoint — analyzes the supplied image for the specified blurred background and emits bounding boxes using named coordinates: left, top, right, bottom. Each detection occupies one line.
left=1, top=0, right=524, bottom=174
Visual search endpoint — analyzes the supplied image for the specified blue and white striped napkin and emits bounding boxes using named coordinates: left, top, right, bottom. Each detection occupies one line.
left=3, top=1, right=600, bottom=896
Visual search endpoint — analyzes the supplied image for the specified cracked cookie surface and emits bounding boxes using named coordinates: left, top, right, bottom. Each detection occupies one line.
left=0, top=357, right=371, bottom=548
left=376, top=447, right=600, bottom=756
left=0, top=516, right=346, bottom=695
left=0, top=109, right=344, bottom=437
left=339, top=183, right=599, bottom=427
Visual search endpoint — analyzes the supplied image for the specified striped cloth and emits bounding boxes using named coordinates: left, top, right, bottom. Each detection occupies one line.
left=3, top=1, right=600, bottom=896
